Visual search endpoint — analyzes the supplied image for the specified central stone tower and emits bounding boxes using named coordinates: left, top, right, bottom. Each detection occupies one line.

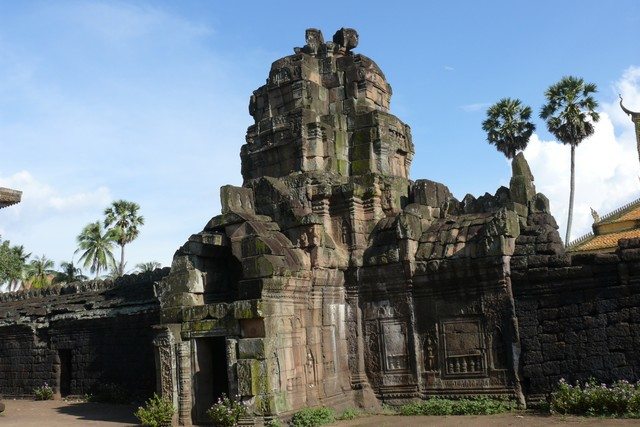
left=155, top=28, right=542, bottom=425
left=242, top=28, right=414, bottom=181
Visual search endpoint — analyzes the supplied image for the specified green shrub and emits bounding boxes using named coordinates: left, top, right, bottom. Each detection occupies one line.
left=265, top=418, right=283, bottom=427
left=337, top=408, right=363, bottom=420
left=290, top=407, right=335, bottom=427
left=134, top=393, right=175, bottom=426
left=398, top=397, right=514, bottom=416
left=34, top=383, right=54, bottom=401
left=206, top=394, right=247, bottom=427
left=550, top=378, right=640, bottom=417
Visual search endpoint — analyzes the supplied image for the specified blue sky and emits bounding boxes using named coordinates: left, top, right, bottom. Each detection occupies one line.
left=1, top=0, right=639, bottom=276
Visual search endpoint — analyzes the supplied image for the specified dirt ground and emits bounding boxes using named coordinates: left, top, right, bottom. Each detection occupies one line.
left=328, top=413, right=640, bottom=427
left=0, top=398, right=138, bottom=426
left=2, top=399, right=640, bottom=426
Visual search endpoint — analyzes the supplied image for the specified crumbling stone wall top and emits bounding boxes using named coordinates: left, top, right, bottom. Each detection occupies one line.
left=0, top=268, right=169, bottom=326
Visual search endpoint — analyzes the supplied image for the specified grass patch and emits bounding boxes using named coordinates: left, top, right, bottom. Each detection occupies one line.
left=337, top=407, right=364, bottom=420
left=398, top=397, right=515, bottom=416
left=291, top=407, right=335, bottom=427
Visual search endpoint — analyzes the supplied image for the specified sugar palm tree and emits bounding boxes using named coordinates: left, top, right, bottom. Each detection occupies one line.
left=76, top=221, right=117, bottom=279
left=540, top=76, right=599, bottom=245
left=53, top=260, right=88, bottom=284
left=482, top=98, right=535, bottom=159
left=25, top=255, right=55, bottom=289
left=104, top=200, right=145, bottom=276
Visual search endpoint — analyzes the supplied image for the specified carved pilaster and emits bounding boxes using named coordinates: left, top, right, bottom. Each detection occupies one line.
left=312, top=197, right=332, bottom=234
left=152, top=327, right=177, bottom=408
left=177, top=342, right=192, bottom=426
left=405, top=280, right=422, bottom=391
left=226, top=338, right=238, bottom=399
left=504, top=273, right=526, bottom=407
left=348, top=284, right=368, bottom=387
left=348, top=197, right=364, bottom=250
left=363, top=181, right=383, bottom=223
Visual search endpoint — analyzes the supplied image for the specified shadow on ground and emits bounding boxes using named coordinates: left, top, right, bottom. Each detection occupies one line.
left=55, top=401, right=138, bottom=424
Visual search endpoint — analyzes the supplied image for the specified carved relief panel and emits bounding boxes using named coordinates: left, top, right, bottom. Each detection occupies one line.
left=440, top=318, right=486, bottom=378
left=362, top=301, right=411, bottom=387
left=380, top=320, right=409, bottom=372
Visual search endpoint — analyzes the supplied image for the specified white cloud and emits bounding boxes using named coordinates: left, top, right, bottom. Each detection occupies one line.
left=0, top=171, right=115, bottom=277
left=0, top=171, right=112, bottom=215
left=460, top=102, right=490, bottom=113
left=524, top=66, right=640, bottom=244
left=56, top=1, right=213, bottom=43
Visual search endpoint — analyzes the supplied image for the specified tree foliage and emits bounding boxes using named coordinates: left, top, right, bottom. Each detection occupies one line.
left=135, top=261, right=161, bottom=273
left=53, top=260, right=87, bottom=284
left=76, top=221, right=117, bottom=278
left=482, top=98, right=535, bottom=159
left=0, top=237, right=30, bottom=291
left=25, top=254, right=55, bottom=289
left=540, top=76, right=599, bottom=147
left=540, top=76, right=599, bottom=244
left=104, top=200, right=144, bottom=276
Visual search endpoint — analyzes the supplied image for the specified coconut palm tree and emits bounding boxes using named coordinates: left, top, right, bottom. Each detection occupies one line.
left=540, top=76, right=599, bottom=245
left=25, top=255, right=55, bottom=289
left=104, top=200, right=145, bottom=276
left=135, top=261, right=161, bottom=273
left=482, top=98, right=536, bottom=159
left=0, top=238, right=31, bottom=292
left=8, top=245, right=31, bottom=291
left=76, top=221, right=117, bottom=279
left=53, top=260, right=88, bottom=284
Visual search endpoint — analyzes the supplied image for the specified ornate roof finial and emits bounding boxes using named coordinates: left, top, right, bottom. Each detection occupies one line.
left=590, top=207, right=600, bottom=223
left=619, top=95, right=640, bottom=167
left=619, top=94, right=638, bottom=116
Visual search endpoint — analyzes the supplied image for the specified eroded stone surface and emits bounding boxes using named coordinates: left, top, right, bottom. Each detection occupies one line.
left=3, top=28, right=640, bottom=426
left=0, top=270, right=169, bottom=398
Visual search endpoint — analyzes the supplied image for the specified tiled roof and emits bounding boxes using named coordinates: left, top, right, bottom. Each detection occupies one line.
left=606, top=205, right=640, bottom=223
left=570, top=228, right=640, bottom=252
left=589, top=196, right=640, bottom=224
left=0, top=187, right=22, bottom=209
left=567, top=196, right=640, bottom=253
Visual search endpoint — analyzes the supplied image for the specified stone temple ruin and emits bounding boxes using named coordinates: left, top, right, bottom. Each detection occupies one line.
left=3, top=28, right=640, bottom=425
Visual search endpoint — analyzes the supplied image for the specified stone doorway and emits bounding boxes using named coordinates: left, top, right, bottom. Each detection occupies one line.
left=192, top=337, right=229, bottom=424
left=58, top=349, right=72, bottom=397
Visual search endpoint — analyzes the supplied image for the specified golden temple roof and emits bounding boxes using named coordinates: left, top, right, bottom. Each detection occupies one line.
left=568, top=197, right=640, bottom=253
left=570, top=228, right=640, bottom=253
